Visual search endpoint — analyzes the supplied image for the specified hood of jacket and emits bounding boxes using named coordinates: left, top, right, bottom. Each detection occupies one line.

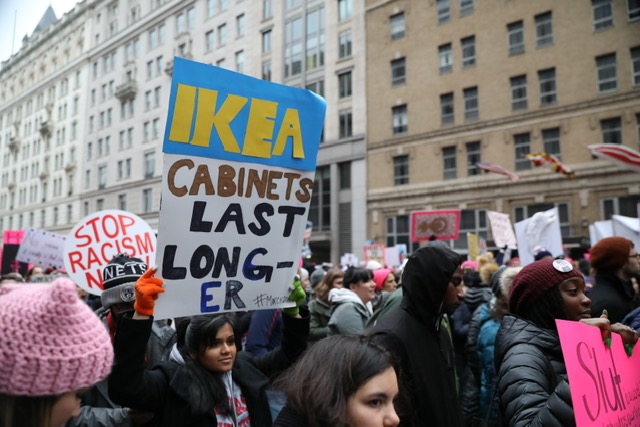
left=495, top=314, right=562, bottom=369
left=400, top=246, right=462, bottom=327
left=329, top=287, right=372, bottom=315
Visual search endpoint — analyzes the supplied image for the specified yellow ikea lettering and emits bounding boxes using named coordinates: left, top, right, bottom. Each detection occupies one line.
left=168, top=83, right=305, bottom=159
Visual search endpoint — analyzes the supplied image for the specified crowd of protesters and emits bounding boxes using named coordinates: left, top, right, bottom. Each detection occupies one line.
left=1, top=235, right=639, bottom=427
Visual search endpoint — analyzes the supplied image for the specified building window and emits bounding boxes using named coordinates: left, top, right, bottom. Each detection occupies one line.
left=391, top=58, right=406, bottom=86
left=218, top=23, right=227, bottom=46
left=262, top=61, right=272, bottom=81
left=463, top=86, right=478, bottom=121
left=542, top=128, right=561, bottom=159
left=339, top=161, right=351, bottom=189
left=98, top=165, right=107, bottom=189
left=460, top=0, right=474, bottom=16
left=284, top=17, right=303, bottom=77
left=592, top=0, right=613, bottom=31
left=515, top=202, right=570, bottom=236
left=176, top=13, right=185, bottom=35
left=386, top=215, right=420, bottom=253
left=208, top=0, right=217, bottom=17
left=534, top=69, right=557, bottom=107
left=437, top=0, right=451, bottom=24
left=631, top=46, right=640, bottom=86
left=466, top=141, right=481, bottom=176
left=391, top=155, right=409, bottom=186
left=306, top=80, right=325, bottom=97
left=390, top=12, right=405, bottom=40
left=443, top=146, right=457, bottom=180
left=535, top=11, right=553, bottom=47
left=306, top=7, right=325, bottom=70
left=514, top=132, right=532, bottom=170
left=392, top=105, right=408, bottom=135
left=236, top=14, right=245, bottom=37
left=262, top=30, right=271, bottom=53
left=602, top=195, right=640, bottom=219
left=263, top=0, right=272, bottom=19
left=439, top=43, right=453, bottom=73
left=235, top=50, right=244, bottom=73
left=339, top=31, right=352, bottom=58
left=452, top=209, right=488, bottom=251
left=440, top=92, right=454, bottom=126
left=338, top=0, right=352, bottom=22
left=630, top=0, right=640, bottom=21
left=596, top=53, right=617, bottom=92
left=510, top=75, right=528, bottom=111
left=601, top=117, right=622, bottom=144
left=144, top=152, right=155, bottom=178
left=309, top=166, right=330, bottom=232
left=220, top=0, right=229, bottom=11
left=338, top=71, right=352, bottom=98
left=339, top=109, right=353, bottom=138
left=143, top=189, right=153, bottom=213
left=118, top=194, right=127, bottom=211
left=206, top=30, right=215, bottom=51
left=461, top=36, right=476, bottom=68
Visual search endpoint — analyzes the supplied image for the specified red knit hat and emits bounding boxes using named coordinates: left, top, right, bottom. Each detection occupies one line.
left=589, top=237, right=632, bottom=271
left=509, top=259, right=582, bottom=316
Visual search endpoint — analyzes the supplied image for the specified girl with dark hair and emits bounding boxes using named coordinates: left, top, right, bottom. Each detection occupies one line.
left=308, top=268, right=344, bottom=343
left=327, top=267, right=376, bottom=336
left=495, top=259, right=637, bottom=426
left=109, top=268, right=309, bottom=426
left=273, top=335, right=400, bottom=427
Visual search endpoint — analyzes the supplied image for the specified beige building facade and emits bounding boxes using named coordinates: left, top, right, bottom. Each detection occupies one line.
left=365, top=0, right=640, bottom=256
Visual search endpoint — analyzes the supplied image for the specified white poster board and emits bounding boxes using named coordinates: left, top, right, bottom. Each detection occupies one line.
left=384, top=246, right=400, bottom=268
left=16, top=228, right=67, bottom=270
left=63, top=210, right=156, bottom=295
left=514, top=207, right=563, bottom=266
left=486, top=210, right=517, bottom=248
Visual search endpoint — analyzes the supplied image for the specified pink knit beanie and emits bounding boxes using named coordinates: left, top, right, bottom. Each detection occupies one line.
left=0, top=278, right=113, bottom=396
left=372, top=268, right=393, bottom=291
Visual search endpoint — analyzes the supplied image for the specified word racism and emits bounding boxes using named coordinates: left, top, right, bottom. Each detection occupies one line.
left=168, top=159, right=313, bottom=202
left=168, top=84, right=305, bottom=159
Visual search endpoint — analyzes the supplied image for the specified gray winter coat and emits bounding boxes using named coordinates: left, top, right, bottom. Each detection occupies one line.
left=327, top=288, right=372, bottom=336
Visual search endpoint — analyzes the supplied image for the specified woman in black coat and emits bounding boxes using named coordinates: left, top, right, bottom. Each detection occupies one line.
left=109, top=268, right=309, bottom=427
left=495, top=259, right=637, bottom=426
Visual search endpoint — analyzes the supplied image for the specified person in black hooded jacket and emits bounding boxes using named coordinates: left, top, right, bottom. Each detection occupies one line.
left=367, top=245, right=466, bottom=427
left=495, top=259, right=637, bottom=427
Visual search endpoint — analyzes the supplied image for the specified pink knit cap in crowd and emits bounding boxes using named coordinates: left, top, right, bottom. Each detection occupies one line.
left=372, top=268, right=392, bottom=291
left=508, top=259, right=582, bottom=316
left=0, top=278, right=113, bottom=396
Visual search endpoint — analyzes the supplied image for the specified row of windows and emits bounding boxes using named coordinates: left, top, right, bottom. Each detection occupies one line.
left=388, top=48, right=639, bottom=134
left=86, top=152, right=155, bottom=190
left=390, top=113, right=640, bottom=186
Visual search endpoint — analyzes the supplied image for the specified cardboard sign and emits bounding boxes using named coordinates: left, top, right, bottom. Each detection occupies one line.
left=557, top=320, right=640, bottom=426
left=487, top=210, right=517, bottom=248
left=514, top=207, right=563, bottom=266
left=411, top=210, right=461, bottom=241
left=63, top=210, right=157, bottom=295
left=16, top=228, right=67, bottom=270
left=467, top=233, right=479, bottom=261
left=364, top=244, right=386, bottom=268
left=153, top=57, right=326, bottom=319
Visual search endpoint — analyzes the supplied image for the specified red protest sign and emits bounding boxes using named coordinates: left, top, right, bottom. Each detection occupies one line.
left=63, top=210, right=156, bottom=295
left=411, top=210, right=461, bottom=241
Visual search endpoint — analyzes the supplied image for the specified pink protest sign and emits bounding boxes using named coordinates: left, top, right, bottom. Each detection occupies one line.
left=556, top=319, right=640, bottom=427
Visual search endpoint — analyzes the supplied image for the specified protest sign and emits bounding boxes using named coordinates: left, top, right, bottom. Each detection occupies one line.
left=341, top=253, right=358, bottom=267
left=16, top=228, right=67, bottom=270
left=487, top=210, right=517, bottom=248
left=411, top=210, right=461, bottom=241
left=63, top=210, right=156, bottom=295
left=384, top=246, right=400, bottom=268
left=514, top=207, right=563, bottom=266
left=467, top=233, right=479, bottom=261
left=153, top=57, right=326, bottom=319
left=557, top=320, right=640, bottom=427
left=364, top=244, right=386, bottom=268
left=1, top=230, right=27, bottom=275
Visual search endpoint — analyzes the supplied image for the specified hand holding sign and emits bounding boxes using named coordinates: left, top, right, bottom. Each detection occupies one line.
left=134, top=267, right=164, bottom=317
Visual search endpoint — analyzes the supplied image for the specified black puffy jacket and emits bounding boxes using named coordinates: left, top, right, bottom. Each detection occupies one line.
left=495, top=315, right=575, bottom=427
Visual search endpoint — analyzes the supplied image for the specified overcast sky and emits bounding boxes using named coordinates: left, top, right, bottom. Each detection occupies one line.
left=0, top=0, right=79, bottom=63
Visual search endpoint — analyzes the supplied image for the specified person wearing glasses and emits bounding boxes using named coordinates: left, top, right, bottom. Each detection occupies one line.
left=367, top=246, right=466, bottom=426
left=589, top=237, right=640, bottom=324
